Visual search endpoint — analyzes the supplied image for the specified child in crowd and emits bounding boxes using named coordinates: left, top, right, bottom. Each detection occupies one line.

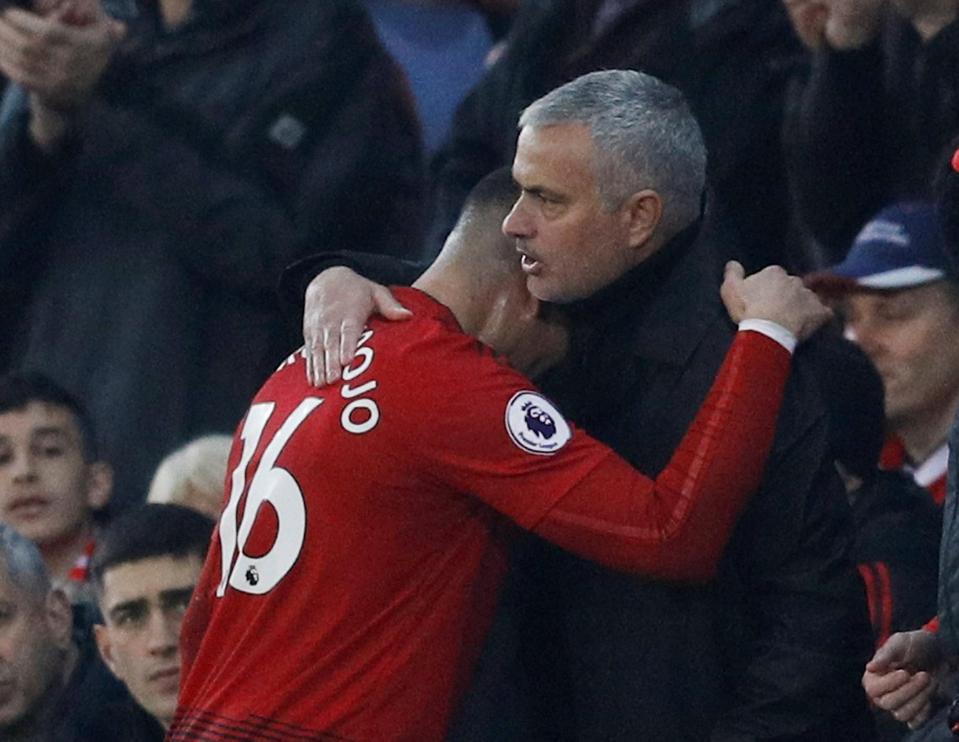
left=0, top=372, right=113, bottom=605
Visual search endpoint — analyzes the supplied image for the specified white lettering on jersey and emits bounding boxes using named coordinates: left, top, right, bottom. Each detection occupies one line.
left=340, top=329, right=380, bottom=435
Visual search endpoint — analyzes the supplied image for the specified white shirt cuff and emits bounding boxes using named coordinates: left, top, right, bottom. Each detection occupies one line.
left=738, top=318, right=797, bottom=354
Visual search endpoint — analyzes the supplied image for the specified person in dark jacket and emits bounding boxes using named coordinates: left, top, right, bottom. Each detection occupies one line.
left=782, top=0, right=959, bottom=264
left=291, top=70, right=875, bottom=741
left=0, top=0, right=425, bottom=511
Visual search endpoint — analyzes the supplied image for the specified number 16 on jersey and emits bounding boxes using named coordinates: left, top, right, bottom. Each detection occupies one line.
left=217, top=398, right=321, bottom=597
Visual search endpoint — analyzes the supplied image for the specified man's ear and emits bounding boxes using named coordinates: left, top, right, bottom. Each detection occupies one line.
left=621, top=189, right=663, bottom=259
left=94, top=622, right=120, bottom=677
left=84, top=461, right=113, bottom=512
left=46, top=588, right=74, bottom=652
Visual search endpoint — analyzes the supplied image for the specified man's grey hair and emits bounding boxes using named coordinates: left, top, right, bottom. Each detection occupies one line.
left=519, top=70, right=707, bottom=237
left=0, top=523, right=51, bottom=599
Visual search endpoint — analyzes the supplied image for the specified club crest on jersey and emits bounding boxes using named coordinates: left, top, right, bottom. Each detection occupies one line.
left=505, top=392, right=571, bottom=455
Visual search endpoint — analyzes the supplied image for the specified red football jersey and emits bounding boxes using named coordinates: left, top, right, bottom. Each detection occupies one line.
left=171, top=288, right=790, bottom=741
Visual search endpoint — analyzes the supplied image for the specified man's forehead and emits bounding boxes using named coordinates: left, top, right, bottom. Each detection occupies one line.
left=513, top=124, right=595, bottom=184
left=847, top=282, right=946, bottom=307
left=101, top=554, right=203, bottom=608
left=0, top=402, right=81, bottom=441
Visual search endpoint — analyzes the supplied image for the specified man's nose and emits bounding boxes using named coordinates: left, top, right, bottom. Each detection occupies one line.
left=10, top=452, right=38, bottom=483
left=146, top=610, right=180, bottom=656
left=503, top=198, right=531, bottom=238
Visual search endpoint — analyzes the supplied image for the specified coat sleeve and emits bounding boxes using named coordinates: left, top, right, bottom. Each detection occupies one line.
left=278, top=252, right=428, bottom=319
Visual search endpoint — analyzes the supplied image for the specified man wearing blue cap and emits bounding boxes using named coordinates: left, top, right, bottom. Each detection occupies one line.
left=859, top=151, right=959, bottom=741
left=809, top=201, right=959, bottom=509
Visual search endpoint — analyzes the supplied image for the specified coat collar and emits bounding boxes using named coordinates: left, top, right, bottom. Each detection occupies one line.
left=564, top=215, right=724, bottom=368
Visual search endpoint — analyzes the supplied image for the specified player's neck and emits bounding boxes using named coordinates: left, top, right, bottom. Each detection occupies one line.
left=413, top=268, right=486, bottom=337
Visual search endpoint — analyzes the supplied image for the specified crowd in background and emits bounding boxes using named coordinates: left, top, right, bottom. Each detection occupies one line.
left=0, top=0, right=958, bottom=740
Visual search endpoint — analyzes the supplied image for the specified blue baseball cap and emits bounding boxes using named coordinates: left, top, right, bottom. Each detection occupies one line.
left=808, top=202, right=952, bottom=291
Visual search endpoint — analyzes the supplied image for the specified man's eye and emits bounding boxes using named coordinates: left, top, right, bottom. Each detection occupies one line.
left=0, top=451, right=11, bottom=466
left=39, top=445, right=64, bottom=457
left=164, top=590, right=195, bottom=615
left=115, top=610, right=146, bottom=628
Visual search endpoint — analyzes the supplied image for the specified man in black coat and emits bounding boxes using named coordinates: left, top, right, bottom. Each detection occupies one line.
left=293, top=70, right=875, bottom=741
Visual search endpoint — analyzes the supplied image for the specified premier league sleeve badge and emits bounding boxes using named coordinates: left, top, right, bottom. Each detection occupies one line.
left=505, top=391, right=572, bottom=455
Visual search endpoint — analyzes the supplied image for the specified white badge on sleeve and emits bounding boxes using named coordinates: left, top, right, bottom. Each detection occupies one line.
left=505, top=392, right=572, bottom=455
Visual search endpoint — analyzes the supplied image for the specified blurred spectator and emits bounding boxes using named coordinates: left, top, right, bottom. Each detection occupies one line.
left=90, top=503, right=213, bottom=737
left=0, top=521, right=73, bottom=739
left=808, top=202, right=959, bottom=508
left=861, top=143, right=959, bottom=742
left=783, top=0, right=959, bottom=264
left=0, top=522, right=131, bottom=741
left=146, top=434, right=230, bottom=519
left=425, top=0, right=804, bottom=270
left=0, top=0, right=425, bottom=512
left=0, top=372, right=112, bottom=605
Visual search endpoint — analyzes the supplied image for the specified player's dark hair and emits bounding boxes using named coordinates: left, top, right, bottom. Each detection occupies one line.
left=0, top=372, right=99, bottom=461
left=90, top=504, right=214, bottom=599
left=460, top=167, right=519, bottom=224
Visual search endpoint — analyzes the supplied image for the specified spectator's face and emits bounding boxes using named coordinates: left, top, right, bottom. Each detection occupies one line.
left=0, top=403, right=108, bottom=548
left=504, top=124, right=639, bottom=303
left=0, top=565, right=71, bottom=733
left=842, top=282, right=959, bottom=432
left=95, top=554, right=203, bottom=730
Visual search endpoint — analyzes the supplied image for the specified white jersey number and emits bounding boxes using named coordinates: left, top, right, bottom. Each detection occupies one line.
left=216, top=398, right=321, bottom=597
